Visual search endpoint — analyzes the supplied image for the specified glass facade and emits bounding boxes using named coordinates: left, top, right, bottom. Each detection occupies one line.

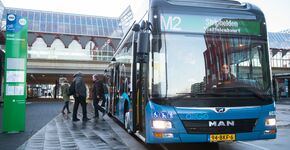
left=268, top=32, right=290, bottom=68
left=27, top=37, right=114, bottom=61
left=0, top=1, right=4, bottom=27
left=2, top=8, right=123, bottom=37
left=1, top=7, right=290, bottom=66
left=1, top=7, right=123, bottom=62
left=0, top=1, right=4, bottom=99
left=119, top=6, right=134, bottom=34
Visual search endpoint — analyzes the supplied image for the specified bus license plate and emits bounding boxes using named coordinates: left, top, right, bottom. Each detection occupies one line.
left=210, top=134, right=236, bottom=142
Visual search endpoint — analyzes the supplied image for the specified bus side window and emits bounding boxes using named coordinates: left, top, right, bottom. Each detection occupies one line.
left=123, top=77, right=130, bottom=93
left=120, top=76, right=125, bottom=94
left=120, top=77, right=130, bottom=94
left=115, top=64, right=120, bottom=95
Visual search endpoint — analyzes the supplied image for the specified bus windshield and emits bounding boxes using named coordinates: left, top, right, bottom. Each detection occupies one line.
left=151, top=32, right=271, bottom=100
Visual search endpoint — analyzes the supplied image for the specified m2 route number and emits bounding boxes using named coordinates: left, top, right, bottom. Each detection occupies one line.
left=161, top=15, right=182, bottom=31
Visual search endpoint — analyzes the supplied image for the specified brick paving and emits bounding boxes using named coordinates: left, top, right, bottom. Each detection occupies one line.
left=12, top=101, right=146, bottom=150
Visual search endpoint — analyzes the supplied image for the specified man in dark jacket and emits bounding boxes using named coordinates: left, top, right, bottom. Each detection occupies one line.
left=71, top=72, right=90, bottom=122
left=92, top=74, right=106, bottom=120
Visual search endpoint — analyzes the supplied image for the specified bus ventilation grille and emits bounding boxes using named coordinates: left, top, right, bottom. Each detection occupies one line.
left=182, top=119, right=257, bottom=134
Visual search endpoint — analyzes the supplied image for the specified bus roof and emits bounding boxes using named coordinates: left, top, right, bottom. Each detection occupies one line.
left=162, top=0, right=245, bottom=9
left=151, top=0, right=264, bottom=15
left=151, top=0, right=266, bottom=29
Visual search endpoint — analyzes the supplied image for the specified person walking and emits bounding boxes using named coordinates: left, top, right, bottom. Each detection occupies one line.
left=70, top=72, right=90, bottom=122
left=92, top=74, right=106, bottom=120
left=61, top=79, right=71, bottom=114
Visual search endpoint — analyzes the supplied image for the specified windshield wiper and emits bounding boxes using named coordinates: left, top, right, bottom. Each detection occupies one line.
left=175, top=87, right=271, bottom=101
left=214, top=87, right=271, bottom=101
left=175, top=92, right=229, bottom=97
left=174, top=92, right=193, bottom=98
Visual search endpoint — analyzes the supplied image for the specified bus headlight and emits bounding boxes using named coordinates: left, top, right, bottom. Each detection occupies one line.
left=265, top=118, right=276, bottom=126
left=152, top=120, right=172, bottom=129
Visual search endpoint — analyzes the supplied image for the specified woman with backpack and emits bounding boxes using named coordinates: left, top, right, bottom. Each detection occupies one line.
left=61, top=79, right=71, bottom=114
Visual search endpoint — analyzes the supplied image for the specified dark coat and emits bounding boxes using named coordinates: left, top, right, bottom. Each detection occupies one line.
left=221, top=73, right=235, bottom=81
left=92, top=80, right=104, bottom=101
left=73, top=73, right=87, bottom=98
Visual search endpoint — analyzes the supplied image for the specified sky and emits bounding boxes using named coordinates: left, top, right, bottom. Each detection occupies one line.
left=239, top=0, right=290, bottom=32
left=2, top=0, right=290, bottom=32
left=1, top=0, right=131, bottom=17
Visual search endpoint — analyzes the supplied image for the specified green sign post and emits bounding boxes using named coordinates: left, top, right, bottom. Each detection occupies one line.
left=3, top=14, right=28, bottom=132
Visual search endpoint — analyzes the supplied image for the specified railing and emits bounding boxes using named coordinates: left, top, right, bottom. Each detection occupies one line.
left=271, top=58, right=290, bottom=68
left=28, top=48, right=114, bottom=62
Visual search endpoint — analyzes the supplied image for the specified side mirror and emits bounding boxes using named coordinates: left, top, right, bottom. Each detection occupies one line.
left=132, top=24, right=140, bottom=32
left=137, top=32, right=149, bottom=56
left=136, top=21, right=150, bottom=63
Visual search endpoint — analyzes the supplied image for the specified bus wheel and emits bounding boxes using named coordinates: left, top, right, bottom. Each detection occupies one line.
left=125, top=111, right=132, bottom=133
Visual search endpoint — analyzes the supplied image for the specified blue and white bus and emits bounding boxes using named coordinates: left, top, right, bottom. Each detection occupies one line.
left=106, top=0, right=276, bottom=143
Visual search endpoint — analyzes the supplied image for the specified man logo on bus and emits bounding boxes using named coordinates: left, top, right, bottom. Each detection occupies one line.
left=215, top=107, right=227, bottom=113
left=209, top=120, right=235, bottom=127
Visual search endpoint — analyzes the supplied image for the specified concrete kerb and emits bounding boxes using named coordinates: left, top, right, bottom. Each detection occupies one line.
left=104, top=115, right=147, bottom=150
left=276, top=104, right=290, bottom=128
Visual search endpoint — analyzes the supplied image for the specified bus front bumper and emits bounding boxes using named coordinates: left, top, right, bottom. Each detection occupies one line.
left=146, top=131, right=276, bottom=143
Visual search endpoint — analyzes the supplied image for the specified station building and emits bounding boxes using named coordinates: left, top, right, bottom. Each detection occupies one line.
left=268, top=32, right=290, bottom=98
left=0, top=0, right=290, bottom=101
left=0, top=1, right=128, bottom=99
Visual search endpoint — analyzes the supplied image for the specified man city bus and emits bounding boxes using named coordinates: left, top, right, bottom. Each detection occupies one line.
left=106, top=0, right=276, bottom=143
